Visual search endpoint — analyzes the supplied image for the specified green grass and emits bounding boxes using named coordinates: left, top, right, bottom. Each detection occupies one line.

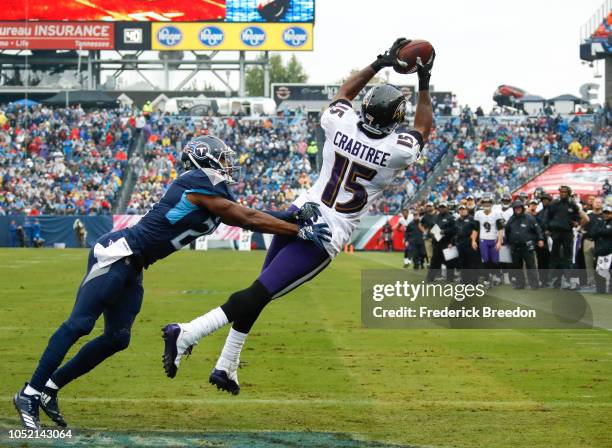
left=0, top=249, right=611, bottom=447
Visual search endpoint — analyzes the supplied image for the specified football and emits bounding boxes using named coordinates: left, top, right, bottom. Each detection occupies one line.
left=394, top=39, right=434, bottom=74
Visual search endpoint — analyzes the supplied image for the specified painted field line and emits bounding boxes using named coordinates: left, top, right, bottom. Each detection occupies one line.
left=0, top=396, right=610, bottom=409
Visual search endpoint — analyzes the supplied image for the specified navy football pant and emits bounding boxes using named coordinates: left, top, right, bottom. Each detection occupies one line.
left=30, top=237, right=143, bottom=391
left=229, top=234, right=331, bottom=333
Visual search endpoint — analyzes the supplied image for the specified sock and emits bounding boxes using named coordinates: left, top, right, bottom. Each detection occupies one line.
left=404, top=258, right=409, bottom=264
left=215, top=328, right=248, bottom=373
left=45, top=379, right=59, bottom=390
left=24, top=385, right=41, bottom=396
left=182, top=307, right=228, bottom=346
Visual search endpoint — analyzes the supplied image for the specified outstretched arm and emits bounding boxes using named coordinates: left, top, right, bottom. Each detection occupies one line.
left=413, top=51, right=435, bottom=142
left=188, top=194, right=299, bottom=235
left=334, top=38, right=409, bottom=102
left=334, top=67, right=378, bottom=103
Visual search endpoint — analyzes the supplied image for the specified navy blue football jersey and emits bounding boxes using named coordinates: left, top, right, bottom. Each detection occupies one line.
left=126, top=168, right=235, bottom=267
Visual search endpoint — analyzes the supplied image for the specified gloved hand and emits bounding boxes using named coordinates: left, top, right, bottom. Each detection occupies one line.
left=416, top=48, right=436, bottom=91
left=293, top=202, right=322, bottom=223
left=371, top=37, right=410, bottom=72
left=297, top=222, right=332, bottom=251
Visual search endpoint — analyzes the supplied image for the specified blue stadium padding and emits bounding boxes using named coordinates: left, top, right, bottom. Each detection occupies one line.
left=0, top=216, right=113, bottom=248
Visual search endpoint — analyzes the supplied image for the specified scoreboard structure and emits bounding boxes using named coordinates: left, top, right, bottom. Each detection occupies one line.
left=579, top=0, right=611, bottom=107
left=0, top=0, right=315, bottom=93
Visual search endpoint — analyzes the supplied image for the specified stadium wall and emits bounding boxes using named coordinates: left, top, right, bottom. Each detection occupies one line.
left=0, top=215, right=403, bottom=251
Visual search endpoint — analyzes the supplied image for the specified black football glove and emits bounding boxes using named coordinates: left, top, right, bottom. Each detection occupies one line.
left=416, top=48, right=436, bottom=91
left=371, top=37, right=410, bottom=72
left=293, top=201, right=322, bottom=223
left=297, top=222, right=332, bottom=251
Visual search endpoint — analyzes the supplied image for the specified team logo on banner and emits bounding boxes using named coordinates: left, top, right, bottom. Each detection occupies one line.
left=282, top=26, right=308, bottom=47
left=240, top=26, right=266, bottom=47
left=199, top=26, right=224, bottom=47
left=157, top=26, right=182, bottom=47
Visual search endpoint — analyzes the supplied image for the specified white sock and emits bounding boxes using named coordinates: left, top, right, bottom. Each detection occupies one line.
left=182, top=307, right=228, bottom=346
left=45, top=379, right=59, bottom=390
left=24, top=385, right=41, bottom=396
left=215, top=328, right=248, bottom=373
left=404, top=258, right=409, bottom=264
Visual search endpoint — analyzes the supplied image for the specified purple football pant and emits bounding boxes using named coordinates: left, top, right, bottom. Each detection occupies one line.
left=258, top=234, right=331, bottom=299
left=479, top=239, right=499, bottom=264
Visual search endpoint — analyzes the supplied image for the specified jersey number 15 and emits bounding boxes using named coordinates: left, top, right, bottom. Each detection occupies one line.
left=321, top=152, right=377, bottom=214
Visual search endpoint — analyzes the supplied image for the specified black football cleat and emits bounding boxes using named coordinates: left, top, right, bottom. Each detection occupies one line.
left=162, top=324, right=194, bottom=378
left=209, top=368, right=240, bottom=395
left=13, top=384, right=41, bottom=430
left=40, top=387, right=67, bottom=427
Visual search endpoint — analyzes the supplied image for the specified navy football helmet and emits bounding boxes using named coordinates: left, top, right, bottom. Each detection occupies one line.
left=181, top=135, right=240, bottom=183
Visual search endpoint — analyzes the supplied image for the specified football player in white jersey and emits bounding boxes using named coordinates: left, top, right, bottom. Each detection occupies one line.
left=474, top=194, right=505, bottom=285
left=161, top=38, right=435, bottom=394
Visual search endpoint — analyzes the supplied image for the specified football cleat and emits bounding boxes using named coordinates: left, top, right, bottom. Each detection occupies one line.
left=40, top=387, right=67, bottom=427
left=14, top=384, right=41, bottom=430
left=209, top=368, right=240, bottom=395
left=162, top=324, right=195, bottom=378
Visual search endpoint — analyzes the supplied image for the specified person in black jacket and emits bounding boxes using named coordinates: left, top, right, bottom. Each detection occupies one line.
left=592, top=205, right=612, bottom=293
left=426, top=202, right=456, bottom=282
left=584, top=197, right=605, bottom=287
left=455, top=204, right=479, bottom=284
left=545, top=185, right=581, bottom=288
left=535, top=193, right=552, bottom=285
left=505, top=201, right=545, bottom=289
left=406, top=211, right=426, bottom=270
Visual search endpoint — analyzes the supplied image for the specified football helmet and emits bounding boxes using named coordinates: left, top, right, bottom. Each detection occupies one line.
left=360, top=84, right=407, bottom=136
left=181, top=135, right=240, bottom=183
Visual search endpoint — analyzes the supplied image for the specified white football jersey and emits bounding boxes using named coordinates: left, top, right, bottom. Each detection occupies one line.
left=474, top=209, right=504, bottom=241
left=294, top=100, right=422, bottom=257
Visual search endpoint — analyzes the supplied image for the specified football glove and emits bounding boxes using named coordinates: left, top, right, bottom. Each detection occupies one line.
left=297, top=222, right=332, bottom=251
left=416, top=48, right=436, bottom=91
left=293, top=202, right=322, bottom=223
left=371, top=38, right=410, bottom=72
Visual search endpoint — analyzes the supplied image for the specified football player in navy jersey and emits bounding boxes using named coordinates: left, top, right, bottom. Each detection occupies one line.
left=13, top=135, right=331, bottom=430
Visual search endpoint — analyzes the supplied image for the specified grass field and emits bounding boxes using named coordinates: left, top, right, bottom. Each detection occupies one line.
left=1, top=248, right=611, bottom=448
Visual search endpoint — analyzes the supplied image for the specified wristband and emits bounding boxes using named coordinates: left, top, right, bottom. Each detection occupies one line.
left=370, top=57, right=386, bottom=73
left=418, top=75, right=430, bottom=91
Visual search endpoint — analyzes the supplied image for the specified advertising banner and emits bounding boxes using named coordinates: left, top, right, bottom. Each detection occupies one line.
left=0, top=22, right=114, bottom=50
left=152, top=22, right=313, bottom=51
left=514, top=163, right=612, bottom=199
left=2, top=0, right=314, bottom=23
left=272, top=84, right=416, bottom=105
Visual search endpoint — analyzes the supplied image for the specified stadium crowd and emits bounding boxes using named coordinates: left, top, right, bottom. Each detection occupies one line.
left=1, top=103, right=610, bottom=219
left=419, top=108, right=611, bottom=204
left=125, top=113, right=322, bottom=214
left=0, top=104, right=132, bottom=216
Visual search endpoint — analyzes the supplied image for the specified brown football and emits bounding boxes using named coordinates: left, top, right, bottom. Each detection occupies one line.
left=395, top=39, right=434, bottom=74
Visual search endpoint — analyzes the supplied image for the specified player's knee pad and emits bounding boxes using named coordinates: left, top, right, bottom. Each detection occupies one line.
left=221, top=280, right=272, bottom=323
left=106, top=328, right=131, bottom=352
